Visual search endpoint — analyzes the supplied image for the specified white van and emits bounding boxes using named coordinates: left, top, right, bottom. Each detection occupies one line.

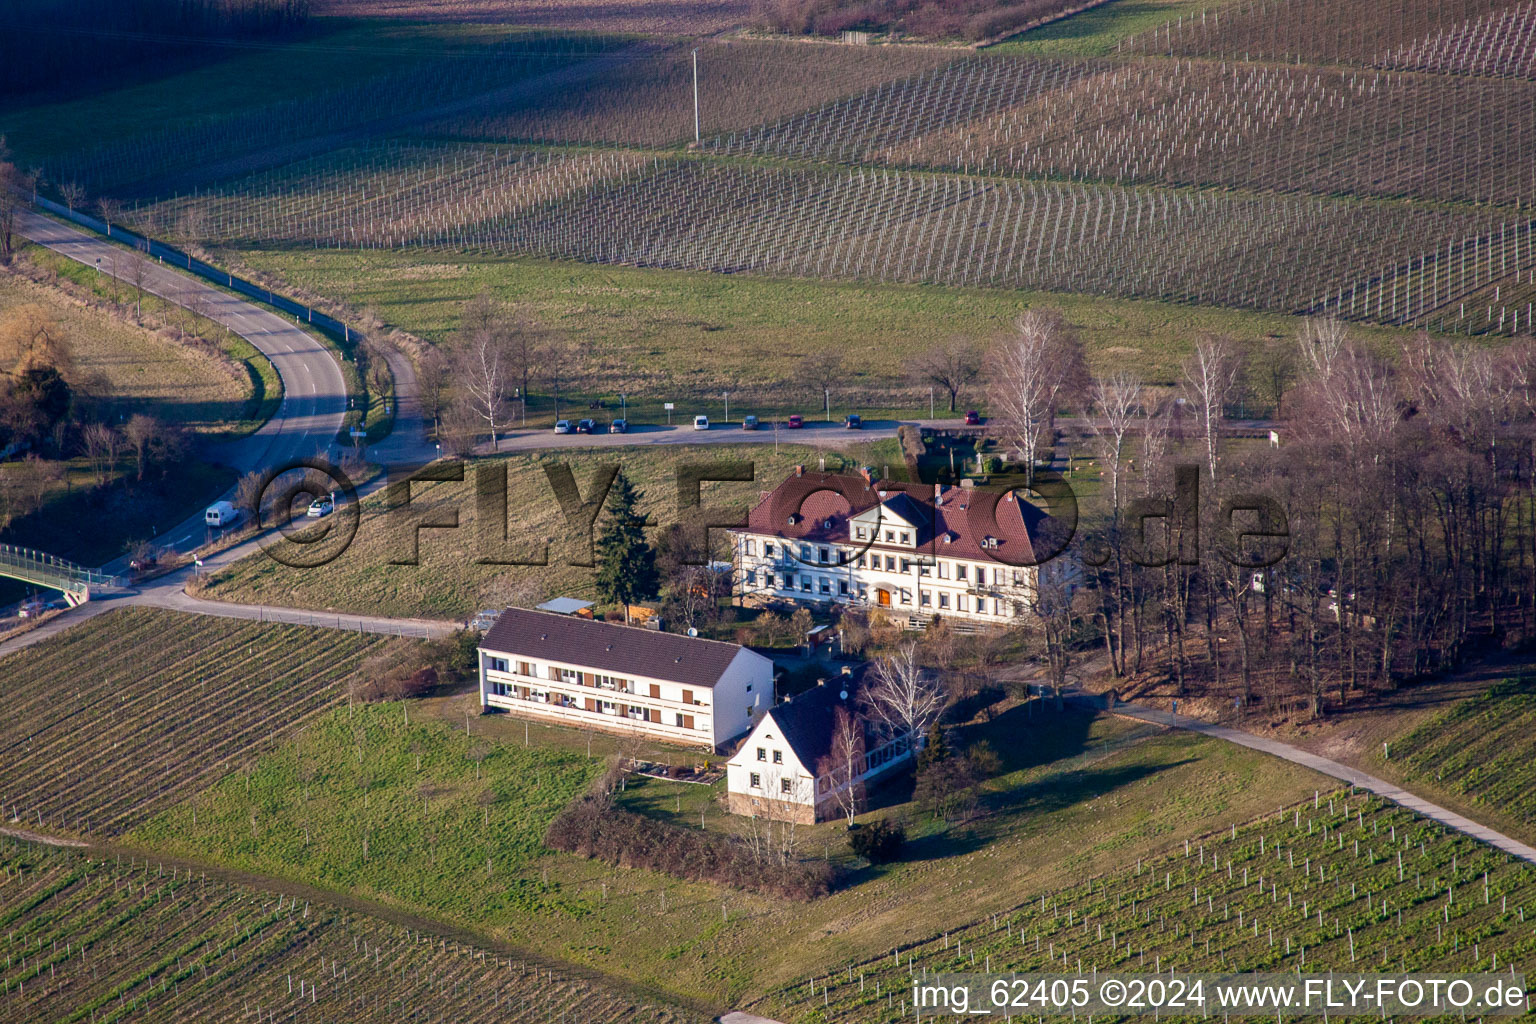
left=693, top=415, right=709, bottom=431
left=205, top=501, right=239, bottom=527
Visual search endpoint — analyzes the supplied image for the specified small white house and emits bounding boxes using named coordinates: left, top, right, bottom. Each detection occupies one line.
left=726, top=676, right=915, bottom=824
left=479, top=608, right=772, bottom=752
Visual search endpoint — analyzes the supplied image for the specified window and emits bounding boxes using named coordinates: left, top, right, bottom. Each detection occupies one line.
left=857, top=554, right=867, bottom=568
left=958, top=595, right=969, bottom=612
left=957, top=564, right=969, bottom=581
left=819, top=547, right=830, bottom=563
left=920, top=590, right=931, bottom=606
left=744, top=539, right=756, bottom=557
left=773, top=750, right=783, bottom=764
left=900, top=559, right=911, bottom=573
left=899, top=588, right=911, bottom=605
left=800, top=545, right=812, bottom=560
left=938, top=562, right=949, bottom=580
left=682, top=689, right=694, bottom=705
left=800, top=576, right=812, bottom=592
left=487, top=657, right=509, bottom=673
left=919, top=562, right=930, bottom=576
left=1013, top=569, right=1024, bottom=586
left=838, top=580, right=849, bottom=595
left=819, top=578, right=831, bottom=594
left=884, top=530, right=894, bottom=541
left=939, top=592, right=950, bottom=609
left=750, top=772, right=762, bottom=789
left=885, top=555, right=897, bottom=571
left=746, top=570, right=757, bottom=585
left=900, top=531, right=910, bottom=544
left=757, top=747, right=767, bottom=761
left=764, top=542, right=775, bottom=557
left=780, top=778, right=793, bottom=795
left=558, top=668, right=580, bottom=683
left=676, top=713, right=687, bottom=727
left=491, top=681, right=514, bottom=697
left=517, top=661, right=533, bottom=675
left=855, top=527, right=867, bottom=540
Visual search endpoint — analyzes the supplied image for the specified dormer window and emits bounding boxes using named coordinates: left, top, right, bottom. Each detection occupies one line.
left=900, top=531, right=910, bottom=544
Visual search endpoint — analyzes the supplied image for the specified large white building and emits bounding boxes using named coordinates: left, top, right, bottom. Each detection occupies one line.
left=732, top=468, right=1065, bottom=626
left=725, top=676, right=915, bottom=824
left=478, top=608, right=773, bottom=752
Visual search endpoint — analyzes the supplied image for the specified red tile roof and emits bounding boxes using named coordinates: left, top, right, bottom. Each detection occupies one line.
left=743, top=470, right=1062, bottom=567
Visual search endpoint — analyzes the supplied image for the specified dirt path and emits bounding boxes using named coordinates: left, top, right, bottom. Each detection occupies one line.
left=1074, top=690, right=1536, bottom=865
left=0, top=826, right=87, bottom=848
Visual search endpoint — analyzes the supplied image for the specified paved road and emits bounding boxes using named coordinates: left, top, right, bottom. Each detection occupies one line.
left=18, top=209, right=360, bottom=570
left=1078, top=692, right=1536, bottom=866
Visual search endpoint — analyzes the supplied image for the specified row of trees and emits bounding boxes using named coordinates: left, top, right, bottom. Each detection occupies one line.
left=1032, top=315, right=1536, bottom=717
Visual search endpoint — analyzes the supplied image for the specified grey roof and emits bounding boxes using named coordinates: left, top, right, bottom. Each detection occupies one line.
left=480, top=608, right=749, bottom=689
left=535, top=597, right=595, bottom=615
left=766, top=677, right=865, bottom=771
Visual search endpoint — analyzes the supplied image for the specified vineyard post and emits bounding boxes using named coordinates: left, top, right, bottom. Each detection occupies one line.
left=692, top=50, right=701, bottom=147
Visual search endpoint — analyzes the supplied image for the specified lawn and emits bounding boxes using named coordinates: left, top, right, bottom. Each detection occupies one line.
left=125, top=682, right=1330, bottom=1008
left=2, top=262, right=264, bottom=438
left=228, top=247, right=1412, bottom=406
left=133, top=701, right=598, bottom=925
left=192, top=442, right=895, bottom=619
left=988, top=0, right=1222, bottom=55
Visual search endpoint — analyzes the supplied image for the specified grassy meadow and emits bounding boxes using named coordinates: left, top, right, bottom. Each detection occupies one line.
left=131, top=687, right=1329, bottom=1007
left=229, top=247, right=1415, bottom=413
left=193, top=441, right=900, bottom=618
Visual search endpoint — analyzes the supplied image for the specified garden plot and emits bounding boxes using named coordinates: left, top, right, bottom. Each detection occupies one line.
left=769, top=791, right=1536, bottom=1022
left=0, top=608, right=385, bottom=837
left=0, top=838, right=700, bottom=1024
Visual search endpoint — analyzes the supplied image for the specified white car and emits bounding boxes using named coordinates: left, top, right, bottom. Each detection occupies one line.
left=307, top=497, right=335, bottom=518
left=693, top=415, right=709, bottom=431
left=554, top=420, right=572, bottom=434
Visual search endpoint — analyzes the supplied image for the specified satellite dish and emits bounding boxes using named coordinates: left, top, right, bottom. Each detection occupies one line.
left=687, top=627, right=698, bottom=637
left=839, top=690, right=849, bottom=700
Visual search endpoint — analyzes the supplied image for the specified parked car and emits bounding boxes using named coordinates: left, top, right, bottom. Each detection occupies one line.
left=17, top=599, right=46, bottom=619
left=844, top=414, right=862, bottom=429
left=204, top=500, right=239, bottom=527
left=553, top=419, right=572, bottom=434
left=787, top=414, right=804, bottom=429
left=610, top=418, right=628, bottom=433
left=469, top=609, right=499, bottom=632
left=576, top=418, right=597, bottom=434
left=307, top=497, right=335, bottom=518
left=129, top=555, right=158, bottom=573
left=693, top=415, right=709, bottom=430
left=964, top=410, right=981, bottom=425
left=742, top=415, right=759, bottom=430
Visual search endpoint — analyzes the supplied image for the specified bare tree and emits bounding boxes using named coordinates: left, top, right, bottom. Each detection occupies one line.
left=988, top=309, right=1087, bottom=483
left=81, top=422, right=120, bottom=486
left=1297, top=317, right=1349, bottom=380
left=542, top=337, right=582, bottom=420
left=906, top=338, right=981, bottom=414
left=456, top=330, right=509, bottom=450
left=1182, top=333, right=1243, bottom=484
left=0, top=138, right=26, bottom=264
left=1090, top=370, right=1142, bottom=512
left=95, top=196, right=123, bottom=238
left=816, top=705, right=867, bottom=826
left=793, top=350, right=845, bottom=416
left=415, top=348, right=452, bottom=437
left=863, top=644, right=946, bottom=750
left=58, top=182, right=85, bottom=213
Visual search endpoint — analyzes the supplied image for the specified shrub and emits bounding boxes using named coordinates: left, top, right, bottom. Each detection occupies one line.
left=545, top=794, right=840, bottom=900
left=849, top=817, right=906, bottom=863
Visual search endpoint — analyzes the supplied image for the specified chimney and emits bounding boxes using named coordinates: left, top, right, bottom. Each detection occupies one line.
left=934, top=482, right=945, bottom=504
left=794, top=464, right=805, bottom=477
left=841, top=665, right=853, bottom=676
left=859, top=466, right=873, bottom=486
left=816, top=678, right=827, bottom=687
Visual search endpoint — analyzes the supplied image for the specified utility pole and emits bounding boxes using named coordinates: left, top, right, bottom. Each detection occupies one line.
left=692, top=49, right=701, bottom=146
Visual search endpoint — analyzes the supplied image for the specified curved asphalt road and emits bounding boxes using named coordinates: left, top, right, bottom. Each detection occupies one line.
left=17, top=208, right=352, bottom=568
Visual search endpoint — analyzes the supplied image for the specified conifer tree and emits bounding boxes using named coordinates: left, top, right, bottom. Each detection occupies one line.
left=594, top=470, right=659, bottom=623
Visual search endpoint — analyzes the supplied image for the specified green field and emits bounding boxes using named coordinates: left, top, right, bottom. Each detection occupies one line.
left=0, top=608, right=385, bottom=835
left=193, top=442, right=898, bottom=619
left=229, top=247, right=1413, bottom=408
left=122, top=685, right=1331, bottom=1006
left=774, top=790, right=1536, bottom=1022
left=134, top=701, right=597, bottom=924
left=0, top=838, right=701, bottom=1024
left=988, top=0, right=1221, bottom=54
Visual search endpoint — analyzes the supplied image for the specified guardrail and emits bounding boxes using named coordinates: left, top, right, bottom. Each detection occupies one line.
left=0, top=543, right=117, bottom=595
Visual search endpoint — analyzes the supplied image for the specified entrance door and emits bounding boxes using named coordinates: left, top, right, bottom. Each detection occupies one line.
left=876, top=589, right=891, bottom=607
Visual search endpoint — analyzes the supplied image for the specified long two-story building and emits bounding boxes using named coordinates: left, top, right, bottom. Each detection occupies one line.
left=477, top=608, right=773, bottom=752
left=732, top=468, right=1066, bottom=626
